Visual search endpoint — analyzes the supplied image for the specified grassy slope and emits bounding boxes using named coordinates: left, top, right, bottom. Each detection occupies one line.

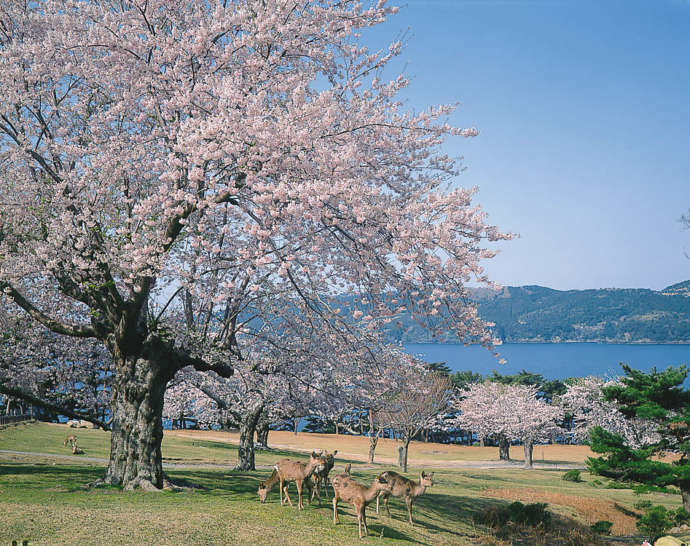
left=0, top=422, right=685, bottom=545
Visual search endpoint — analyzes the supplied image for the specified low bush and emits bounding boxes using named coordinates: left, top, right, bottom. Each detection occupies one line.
left=562, top=469, right=581, bottom=482
left=634, top=500, right=653, bottom=511
left=474, top=501, right=551, bottom=529
left=637, top=505, right=673, bottom=542
left=590, top=520, right=613, bottom=535
left=672, top=506, right=690, bottom=526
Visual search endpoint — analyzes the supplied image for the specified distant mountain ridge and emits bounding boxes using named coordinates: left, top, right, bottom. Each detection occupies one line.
left=386, top=281, right=690, bottom=344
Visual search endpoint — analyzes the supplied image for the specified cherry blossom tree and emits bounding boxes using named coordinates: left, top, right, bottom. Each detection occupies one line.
left=507, top=385, right=563, bottom=468
left=380, top=369, right=453, bottom=472
left=559, top=376, right=659, bottom=448
left=456, top=382, right=515, bottom=459
left=0, top=0, right=509, bottom=489
left=0, top=311, right=113, bottom=427
left=163, top=380, right=220, bottom=430
left=456, top=382, right=563, bottom=466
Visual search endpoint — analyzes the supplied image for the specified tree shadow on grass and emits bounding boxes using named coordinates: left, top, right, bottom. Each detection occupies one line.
left=0, top=462, right=106, bottom=492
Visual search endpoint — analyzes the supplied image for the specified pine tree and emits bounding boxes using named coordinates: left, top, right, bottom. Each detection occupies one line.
left=587, top=365, right=690, bottom=511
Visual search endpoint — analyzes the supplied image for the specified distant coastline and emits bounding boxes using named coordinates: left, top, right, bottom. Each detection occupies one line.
left=387, top=280, right=690, bottom=345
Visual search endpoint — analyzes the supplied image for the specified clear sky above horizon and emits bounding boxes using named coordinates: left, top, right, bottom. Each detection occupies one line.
left=365, top=0, right=689, bottom=291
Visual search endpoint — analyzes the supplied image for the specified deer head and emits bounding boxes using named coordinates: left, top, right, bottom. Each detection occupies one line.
left=420, top=471, right=434, bottom=487
left=310, top=451, right=327, bottom=473
left=257, top=481, right=271, bottom=503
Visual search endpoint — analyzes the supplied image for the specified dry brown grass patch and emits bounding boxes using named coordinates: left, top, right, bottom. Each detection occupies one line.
left=482, top=487, right=639, bottom=535
left=165, top=429, right=595, bottom=466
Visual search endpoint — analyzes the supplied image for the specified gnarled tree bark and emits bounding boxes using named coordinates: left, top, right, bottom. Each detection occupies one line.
left=235, top=402, right=264, bottom=471
left=103, top=353, right=172, bottom=490
left=498, top=436, right=511, bottom=461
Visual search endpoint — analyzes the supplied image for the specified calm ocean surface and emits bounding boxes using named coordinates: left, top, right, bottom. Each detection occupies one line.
left=403, top=343, right=690, bottom=380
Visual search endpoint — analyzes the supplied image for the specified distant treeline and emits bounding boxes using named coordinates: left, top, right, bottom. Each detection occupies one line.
left=384, top=280, right=690, bottom=344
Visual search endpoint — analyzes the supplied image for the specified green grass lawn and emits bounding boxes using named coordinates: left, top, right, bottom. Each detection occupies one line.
left=0, top=422, right=686, bottom=545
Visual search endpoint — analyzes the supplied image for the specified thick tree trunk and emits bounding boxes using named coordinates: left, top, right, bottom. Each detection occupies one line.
left=236, top=404, right=263, bottom=471
left=293, top=418, right=299, bottom=435
left=498, top=436, right=511, bottom=461
left=368, top=434, right=378, bottom=463
left=104, top=355, right=170, bottom=491
left=400, top=439, right=410, bottom=472
left=523, top=440, right=534, bottom=469
left=256, top=419, right=269, bottom=448
left=367, top=409, right=378, bottom=463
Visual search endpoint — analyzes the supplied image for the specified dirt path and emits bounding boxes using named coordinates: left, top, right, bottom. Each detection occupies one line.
left=0, top=448, right=583, bottom=471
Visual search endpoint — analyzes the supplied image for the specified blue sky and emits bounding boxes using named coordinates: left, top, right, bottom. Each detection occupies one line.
left=365, top=0, right=689, bottom=290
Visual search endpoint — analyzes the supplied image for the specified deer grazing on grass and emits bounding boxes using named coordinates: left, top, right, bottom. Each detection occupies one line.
left=257, top=469, right=314, bottom=504
left=331, top=472, right=392, bottom=539
left=310, top=449, right=337, bottom=502
left=63, top=434, right=77, bottom=448
left=375, top=470, right=434, bottom=525
left=257, top=452, right=326, bottom=510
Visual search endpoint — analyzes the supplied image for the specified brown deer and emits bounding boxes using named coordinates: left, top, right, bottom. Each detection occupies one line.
left=375, top=470, right=434, bottom=525
left=63, top=435, right=77, bottom=448
left=258, top=452, right=326, bottom=510
left=331, top=473, right=392, bottom=539
left=257, top=469, right=314, bottom=504
left=310, top=449, right=337, bottom=502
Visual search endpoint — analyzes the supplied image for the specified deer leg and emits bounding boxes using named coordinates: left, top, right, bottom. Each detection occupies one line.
left=358, top=510, right=363, bottom=539
left=296, top=480, right=303, bottom=510
left=376, top=492, right=380, bottom=514
left=283, top=484, right=293, bottom=507
left=406, top=497, right=414, bottom=525
left=333, top=495, right=340, bottom=525
left=384, top=494, right=391, bottom=518
left=362, top=506, right=368, bottom=537
left=279, top=478, right=284, bottom=505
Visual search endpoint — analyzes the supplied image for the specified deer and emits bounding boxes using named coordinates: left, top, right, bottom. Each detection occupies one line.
left=257, top=452, right=326, bottom=510
left=375, top=470, right=434, bottom=525
left=63, top=434, right=77, bottom=448
left=310, top=449, right=337, bottom=502
left=257, top=469, right=314, bottom=504
left=331, top=472, right=392, bottom=539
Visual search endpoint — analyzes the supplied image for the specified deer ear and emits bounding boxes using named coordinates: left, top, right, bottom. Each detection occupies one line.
left=311, top=451, right=318, bottom=458
left=333, top=450, right=338, bottom=456
left=421, top=471, right=426, bottom=478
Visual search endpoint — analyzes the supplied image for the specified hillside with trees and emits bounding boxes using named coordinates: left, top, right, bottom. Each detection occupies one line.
left=385, top=281, right=690, bottom=344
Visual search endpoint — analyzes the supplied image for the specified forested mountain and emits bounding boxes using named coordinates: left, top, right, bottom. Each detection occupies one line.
left=386, top=281, right=690, bottom=344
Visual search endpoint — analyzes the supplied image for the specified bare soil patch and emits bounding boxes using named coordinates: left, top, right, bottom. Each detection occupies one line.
left=165, top=429, right=594, bottom=467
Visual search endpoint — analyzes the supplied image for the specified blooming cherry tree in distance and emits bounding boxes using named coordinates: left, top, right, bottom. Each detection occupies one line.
left=0, top=311, right=113, bottom=427
left=0, top=1, right=510, bottom=489
left=560, top=376, right=659, bottom=449
left=380, top=366, right=453, bottom=472
left=163, top=380, right=220, bottom=430
left=456, top=382, right=563, bottom=466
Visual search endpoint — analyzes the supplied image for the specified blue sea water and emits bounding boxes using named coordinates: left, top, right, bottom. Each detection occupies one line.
left=403, top=342, right=690, bottom=380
